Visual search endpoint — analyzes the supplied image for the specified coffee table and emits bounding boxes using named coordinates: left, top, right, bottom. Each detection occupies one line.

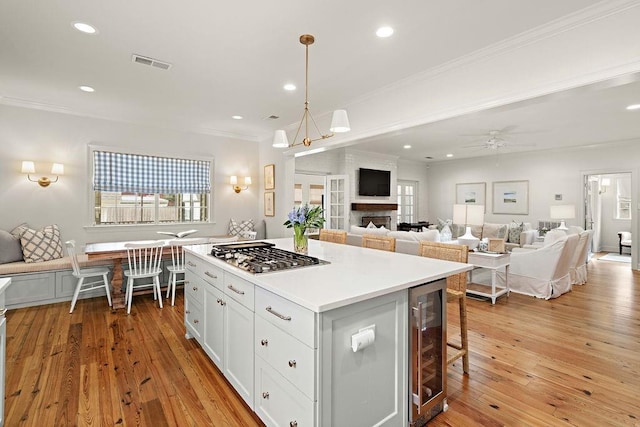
left=466, top=251, right=510, bottom=304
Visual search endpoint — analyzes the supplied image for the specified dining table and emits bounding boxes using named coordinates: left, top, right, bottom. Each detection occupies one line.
left=84, top=236, right=238, bottom=310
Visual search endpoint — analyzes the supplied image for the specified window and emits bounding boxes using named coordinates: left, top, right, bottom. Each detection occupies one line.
left=616, top=177, right=631, bottom=220
left=92, top=149, right=211, bottom=225
left=397, top=180, right=417, bottom=224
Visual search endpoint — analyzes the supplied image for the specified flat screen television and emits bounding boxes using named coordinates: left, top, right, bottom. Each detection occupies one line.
left=358, top=168, right=391, bottom=196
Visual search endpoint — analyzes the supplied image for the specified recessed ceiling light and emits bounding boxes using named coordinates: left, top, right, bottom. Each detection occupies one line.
left=79, top=85, right=95, bottom=92
left=626, top=104, right=640, bottom=110
left=284, top=83, right=296, bottom=91
left=446, top=153, right=453, bottom=158
left=403, top=145, right=411, bottom=149
left=232, top=115, right=243, bottom=120
left=376, top=26, right=394, bottom=38
left=72, top=22, right=97, bottom=34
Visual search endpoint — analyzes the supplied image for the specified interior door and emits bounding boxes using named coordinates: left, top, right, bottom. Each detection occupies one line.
left=324, top=174, right=349, bottom=230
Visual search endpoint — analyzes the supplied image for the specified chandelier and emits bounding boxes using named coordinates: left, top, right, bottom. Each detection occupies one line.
left=272, top=34, right=350, bottom=148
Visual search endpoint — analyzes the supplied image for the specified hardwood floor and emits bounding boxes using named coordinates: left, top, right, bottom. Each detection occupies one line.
left=5, top=254, right=640, bottom=426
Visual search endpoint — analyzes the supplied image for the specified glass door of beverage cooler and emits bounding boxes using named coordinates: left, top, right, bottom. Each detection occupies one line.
left=409, top=279, right=446, bottom=426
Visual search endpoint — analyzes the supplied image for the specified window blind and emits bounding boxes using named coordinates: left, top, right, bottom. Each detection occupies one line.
left=93, top=151, right=211, bottom=194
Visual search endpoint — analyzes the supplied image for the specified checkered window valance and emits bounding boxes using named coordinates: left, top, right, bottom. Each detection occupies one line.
left=93, top=151, right=211, bottom=194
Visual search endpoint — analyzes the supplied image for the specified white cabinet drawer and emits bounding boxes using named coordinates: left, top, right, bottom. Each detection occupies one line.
left=255, top=287, right=316, bottom=349
left=184, top=297, right=203, bottom=341
left=255, top=356, right=315, bottom=427
left=185, top=254, right=223, bottom=290
left=256, top=318, right=315, bottom=400
left=224, top=272, right=255, bottom=310
left=184, top=272, right=205, bottom=302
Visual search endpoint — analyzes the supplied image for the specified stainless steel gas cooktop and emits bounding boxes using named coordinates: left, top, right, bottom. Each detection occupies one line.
left=209, top=241, right=329, bottom=274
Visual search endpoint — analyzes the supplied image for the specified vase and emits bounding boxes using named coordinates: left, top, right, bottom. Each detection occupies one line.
left=293, top=226, right=308, bottom=254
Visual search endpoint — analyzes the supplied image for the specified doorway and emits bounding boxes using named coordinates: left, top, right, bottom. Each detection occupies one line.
left=585, top=172, right=632, bottom=264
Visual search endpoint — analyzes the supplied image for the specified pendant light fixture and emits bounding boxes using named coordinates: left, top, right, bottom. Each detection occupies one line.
left=272, top=34, right=350, bottom=148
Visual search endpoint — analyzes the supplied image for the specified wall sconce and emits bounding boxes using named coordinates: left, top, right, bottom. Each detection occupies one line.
left=230, top=175, right=251, bottom=193
left=22, top=161, right=64, bottom=187
left=599, top=177, right=610, bottom=194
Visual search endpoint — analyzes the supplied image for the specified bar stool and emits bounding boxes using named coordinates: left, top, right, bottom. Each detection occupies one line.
left=319, top=229, right=347, bottom=244
left=361, top=234, right=396, bottom=252
left=418, top=241, right=470, bottom=374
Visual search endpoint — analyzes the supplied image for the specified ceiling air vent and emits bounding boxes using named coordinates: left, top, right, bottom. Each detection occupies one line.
left=132, top=54, right=172, bottom=70
left=265, top=115, right=280, bottom=120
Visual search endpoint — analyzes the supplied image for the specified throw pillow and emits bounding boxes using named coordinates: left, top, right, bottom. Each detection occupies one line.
left=350, top=225, right=368, bottom=235
left=20, top=224, right=64, bottom=263
left=436, top=218, right=450, bottom=232
left=366, top=221, right=377, bottom=228
left=508, top=221, right=524, bottom=244
left=10, top=222, right=30, bottom=238
left=228, top=219, right=255, bottom=236
left=0, top=229, right=24, bottom=264
left=483, top=223, right=509, bottom=241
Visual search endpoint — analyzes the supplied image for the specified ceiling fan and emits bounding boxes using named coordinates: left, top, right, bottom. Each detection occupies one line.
left=463, top=129, right=534, bottom=151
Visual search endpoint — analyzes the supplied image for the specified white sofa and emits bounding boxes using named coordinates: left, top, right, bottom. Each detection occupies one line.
left=346, top=226, right=440, bottom=255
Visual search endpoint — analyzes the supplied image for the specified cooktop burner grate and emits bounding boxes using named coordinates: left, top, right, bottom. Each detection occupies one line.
left=210, top=242, right=329, bottom=274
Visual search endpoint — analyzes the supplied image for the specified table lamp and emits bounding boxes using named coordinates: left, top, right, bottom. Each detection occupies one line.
left=453, top=204, right=484, bottom=250
left=549, top=204, right=575, bottom=231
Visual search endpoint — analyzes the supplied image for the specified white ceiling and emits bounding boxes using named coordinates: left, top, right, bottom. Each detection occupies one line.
left=2, top=0, right=638, bottom=160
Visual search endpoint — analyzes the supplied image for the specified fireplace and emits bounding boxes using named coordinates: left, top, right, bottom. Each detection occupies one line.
left=362, top=216, right=391, bottom=228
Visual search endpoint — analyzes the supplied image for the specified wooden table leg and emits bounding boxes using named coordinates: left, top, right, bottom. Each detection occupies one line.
left=111, top=258, right=125, bottom=310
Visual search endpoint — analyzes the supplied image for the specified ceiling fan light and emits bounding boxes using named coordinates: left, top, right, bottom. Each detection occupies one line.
left=330, top=110, right=350, bottom=133
left=272, top=130, right=289, bottom=148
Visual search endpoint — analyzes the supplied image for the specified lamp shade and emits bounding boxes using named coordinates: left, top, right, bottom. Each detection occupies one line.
left=230, top=175, right=238, bottom=185
left=51, top=163, right=64, bottom=175
left=272, top=130, right=289, bottom=148
left=452, top=204, right=485, bottom=226
left=244, top=176, right=252, bottom=186
left=21, top=161, right=35, bottom=174
left=329, top=109, right=350, bottom=133
left=550, top=205, right=575, bottom=220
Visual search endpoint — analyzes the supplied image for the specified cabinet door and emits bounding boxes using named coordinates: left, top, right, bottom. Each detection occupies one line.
left=255, top=356, right=315, bottom=427
left=203, top=283, right=224, bottom=370
left=224, top=297, right=254, bottom=410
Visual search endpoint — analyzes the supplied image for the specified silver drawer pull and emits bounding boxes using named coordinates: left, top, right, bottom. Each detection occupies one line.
left=187, top=261, right=196, bottom=267
left=185, top=310, right=191, bottom=314
left=193, top=319, right=199, bottom=324
left=288, top=360, right=297, bottom=368
left=261, top=339, right=268, bottom=346
left=265, top=306, right=292, bottom=321
left=262, top=392, right=269, bottom=399
left=227, top=284, right=245, bottom=295
left=205, top=271, right=218, bottom=279
left=192, top=286, right=198, bottom=291
left=216, top=298, right=226, bottom=306
left=290, top=422, right=298, bottom=427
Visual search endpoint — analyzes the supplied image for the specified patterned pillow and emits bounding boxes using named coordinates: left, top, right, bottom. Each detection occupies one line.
left=20, top=224, right=64, bottom=263
left=436, top=218, right=451, bottom=232
left=508, top=221, right=524, bottom=244
left=10, top=222, right=30, bottom=238
left=228, top=219, right=255, bottom=236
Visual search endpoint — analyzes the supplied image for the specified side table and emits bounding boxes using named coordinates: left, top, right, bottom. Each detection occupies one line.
left=466, top=251, right=510, bottom=304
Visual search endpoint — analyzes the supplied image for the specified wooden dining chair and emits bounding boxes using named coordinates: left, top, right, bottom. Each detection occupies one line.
left=418, top=241, right=470, bottom=374
left=124, top=241, right=165, bottom=314
left=65, top=240, right=112, bottom=313
left=319, top=229, right=347, bottom=244
left=361, top=234, right=396, bottom=252
left=166, top=238, right=210, bottom=306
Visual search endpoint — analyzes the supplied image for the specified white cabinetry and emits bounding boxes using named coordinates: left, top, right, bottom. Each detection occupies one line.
left=184, top=255, right=255, bottom=409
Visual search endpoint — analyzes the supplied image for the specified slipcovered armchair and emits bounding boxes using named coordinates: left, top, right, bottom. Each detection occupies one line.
left=570, top=230, right=592, bottom=285
left=497, top=234, right=579, bottom=299
left=618, top=231, right=631, bottom=255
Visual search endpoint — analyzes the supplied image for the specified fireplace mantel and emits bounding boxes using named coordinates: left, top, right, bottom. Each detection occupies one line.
left=351, top=203, right=398, bottom=211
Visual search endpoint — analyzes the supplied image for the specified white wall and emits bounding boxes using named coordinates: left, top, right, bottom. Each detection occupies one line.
left=0, top=104, right=259, bottom=247
left=426, top=140, right=639, bottom=265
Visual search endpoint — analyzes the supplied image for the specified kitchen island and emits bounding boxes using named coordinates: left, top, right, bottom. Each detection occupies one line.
left=184, top=238, right=471, bottom=427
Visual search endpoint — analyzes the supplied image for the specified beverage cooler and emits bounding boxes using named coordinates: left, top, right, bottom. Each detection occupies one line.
left=408, top=279, right=447, bottom=426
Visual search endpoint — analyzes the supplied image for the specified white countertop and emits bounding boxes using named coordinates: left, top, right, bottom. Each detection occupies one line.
left=0, top=277, right=11, bottom=295
left=185, top=238, right=471, bottom=313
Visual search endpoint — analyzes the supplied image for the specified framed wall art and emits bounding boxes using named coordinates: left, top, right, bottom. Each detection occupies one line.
left=456, top=182, right=486, bottom=208
left=492, top=180, right=529, bottom=215
left=264, top=191, right=275, bottom=217
left=264, top=164, right=275, bottom=190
